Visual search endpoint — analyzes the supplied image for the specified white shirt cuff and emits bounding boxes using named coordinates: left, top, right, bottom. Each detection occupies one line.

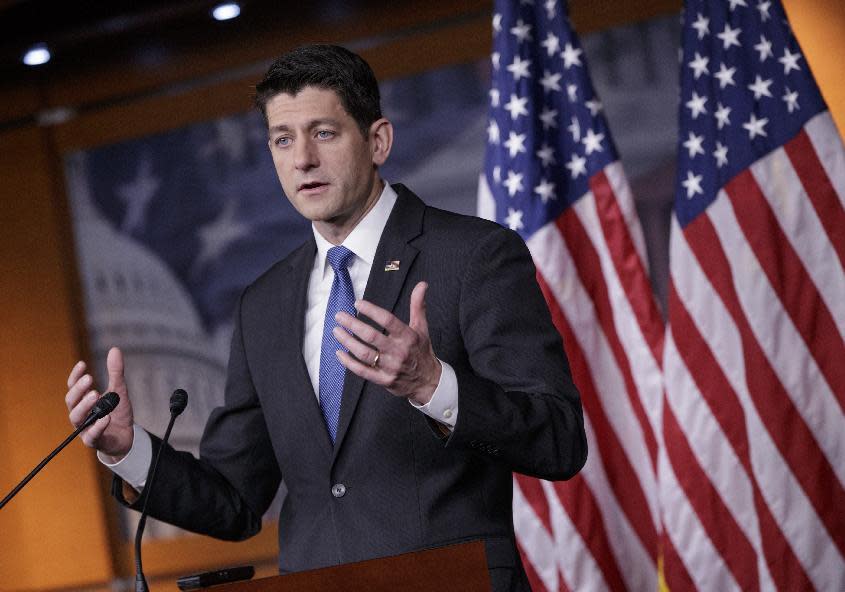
left=410, top=359, right=458, bottom=429
left=97, top=424, right=152, bottom=489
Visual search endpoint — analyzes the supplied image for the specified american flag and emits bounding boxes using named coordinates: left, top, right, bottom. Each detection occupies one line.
left=662, top=0, right=845, bottom=590
left=477, top=1, right=665, bottom=589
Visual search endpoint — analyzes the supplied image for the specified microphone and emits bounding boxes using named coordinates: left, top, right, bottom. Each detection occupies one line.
left=169, top=388, right=188, bottom=416
left=0, top=391, right=120, bottom=511
left=81, top=391, right=120, bottom=429
left=135, top=389, right=188, bottom=592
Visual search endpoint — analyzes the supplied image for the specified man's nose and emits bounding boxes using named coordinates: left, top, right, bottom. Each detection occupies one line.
left=294, top=139, right=318, bottom=170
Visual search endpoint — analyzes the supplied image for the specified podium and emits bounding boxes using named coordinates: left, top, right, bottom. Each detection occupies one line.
left=211, top=541, right=492, bottom=591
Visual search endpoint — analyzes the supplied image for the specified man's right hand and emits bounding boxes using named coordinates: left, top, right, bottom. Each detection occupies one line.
left=65, top=346, right=134, bottom=462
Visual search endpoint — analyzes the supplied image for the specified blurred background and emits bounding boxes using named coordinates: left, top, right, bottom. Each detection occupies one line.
left=0, top=1, right=842, bottom=590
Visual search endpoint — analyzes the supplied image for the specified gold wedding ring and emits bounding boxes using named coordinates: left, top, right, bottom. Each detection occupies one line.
left=371, top=351, right=380, bottom=368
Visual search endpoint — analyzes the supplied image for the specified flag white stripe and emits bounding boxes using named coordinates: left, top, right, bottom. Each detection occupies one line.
left=708, top=195, right=845, bottom=483
left=749, top=147, right=845, bottom=338
left=657, top=432, right=741, bottom=592
left=476, top=173, right=497, bottom=222
left=512, top=479, right=561, bottom=592
left=804, top=112, right=845, bottom=209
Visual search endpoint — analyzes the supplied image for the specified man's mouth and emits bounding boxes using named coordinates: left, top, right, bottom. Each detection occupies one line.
left=298, top=181, right=328, bottom=192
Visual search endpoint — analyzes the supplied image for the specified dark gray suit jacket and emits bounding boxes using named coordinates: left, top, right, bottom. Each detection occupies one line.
left=117, top=184, right=587, bottom=591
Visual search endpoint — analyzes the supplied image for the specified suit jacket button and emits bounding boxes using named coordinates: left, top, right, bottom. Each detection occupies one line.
left=331, top=483, right=347, bottom=498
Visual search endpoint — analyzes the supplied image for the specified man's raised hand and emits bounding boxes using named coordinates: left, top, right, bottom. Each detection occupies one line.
left=333, top=281, right=441, bottom=405
left=65, top=347, right=135, bottom=461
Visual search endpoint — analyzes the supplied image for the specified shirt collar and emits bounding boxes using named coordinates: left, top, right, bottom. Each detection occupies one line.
left=312, top=181, right=398, bottom=278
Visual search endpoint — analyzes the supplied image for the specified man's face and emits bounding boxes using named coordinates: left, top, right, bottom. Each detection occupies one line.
left=265, top=86, right=390, bottom=243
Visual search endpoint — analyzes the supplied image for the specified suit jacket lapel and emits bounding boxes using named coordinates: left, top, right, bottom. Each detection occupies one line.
left=269, top=238, right=335, bottom=457
left=332, top=185, right=425, bottom=456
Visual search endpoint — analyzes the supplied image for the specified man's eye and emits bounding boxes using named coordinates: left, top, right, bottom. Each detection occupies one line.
left=317, top=130, right=335, bottom=139
left=275, top=137, right=291, bottom=147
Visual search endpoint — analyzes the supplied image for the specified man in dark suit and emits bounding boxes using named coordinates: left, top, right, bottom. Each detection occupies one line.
left=65, top=45, right=587, bottom=591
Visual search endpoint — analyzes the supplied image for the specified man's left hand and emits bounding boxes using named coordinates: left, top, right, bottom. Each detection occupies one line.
left=333, top=281, right=441, bottom=405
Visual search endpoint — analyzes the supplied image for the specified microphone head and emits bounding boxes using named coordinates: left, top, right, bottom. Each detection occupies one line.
left=169, top=389, right=188, bottom=417
left=93, top=391, right=120, bottom=420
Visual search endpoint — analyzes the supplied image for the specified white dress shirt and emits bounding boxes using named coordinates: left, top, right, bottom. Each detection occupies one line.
left=102, top=182, right=458, bottom=488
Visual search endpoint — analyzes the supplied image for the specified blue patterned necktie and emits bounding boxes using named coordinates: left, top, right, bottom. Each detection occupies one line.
left=319, top=246, right=356, bottom=443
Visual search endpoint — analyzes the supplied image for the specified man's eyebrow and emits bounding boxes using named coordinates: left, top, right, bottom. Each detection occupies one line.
left=268, top=118, right=342, bottom=133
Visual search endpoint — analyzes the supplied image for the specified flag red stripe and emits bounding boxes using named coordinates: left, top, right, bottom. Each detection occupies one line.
left=558, top=569, right=571, bottom=592
left=783, top=129, right=845, bottom=270
left=555, top=210, right=659, bottom=468
left=661, top=531, right=696, bottom=592
left=663, top=395, right=760, bottom=590
left=725, top=169, right=845, bottom=413
left=684, top=213, right=845, bottom=557
left=537, top=270, right=658, bottom=564
left=591, top=170, right=665, bottom=363
left=668, top=284, right=814, bottom=591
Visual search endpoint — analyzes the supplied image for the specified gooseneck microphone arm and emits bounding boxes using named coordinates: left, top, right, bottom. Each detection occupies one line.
left=0, top=391, right=120, bottom=511
left=135, top=388, right=188, bottom=592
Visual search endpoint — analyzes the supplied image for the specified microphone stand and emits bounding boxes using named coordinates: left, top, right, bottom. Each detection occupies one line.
left=0, top=392, right=120, bottom=511
left=135, top=389, right=187, bottom=592
left=1, top=425, right=88, bottom=511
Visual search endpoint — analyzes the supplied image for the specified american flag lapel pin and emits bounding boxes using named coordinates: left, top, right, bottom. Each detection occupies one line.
left=384, top=260, right=400, bottom=272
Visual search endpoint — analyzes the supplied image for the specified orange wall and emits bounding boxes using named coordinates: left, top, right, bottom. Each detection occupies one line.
left=0, top=128, right=115, bottom=589
left=784, top=0, right=845, bottom=134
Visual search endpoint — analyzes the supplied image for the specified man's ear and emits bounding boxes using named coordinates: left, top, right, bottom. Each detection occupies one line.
left=369, top=118, right=393, bottom=166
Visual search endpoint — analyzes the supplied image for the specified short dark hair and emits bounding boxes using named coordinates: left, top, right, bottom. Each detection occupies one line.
left=254, top=44, right=382, bottom=135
